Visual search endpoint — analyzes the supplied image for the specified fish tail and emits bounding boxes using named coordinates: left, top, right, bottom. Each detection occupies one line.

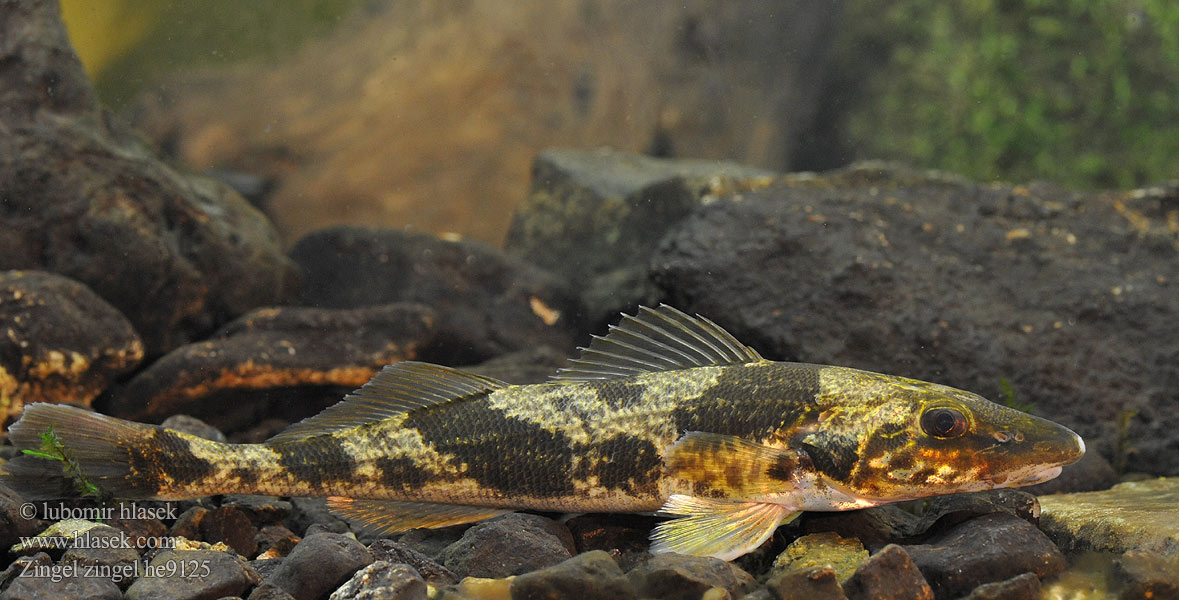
left=3, top=403, right=238, bottom=500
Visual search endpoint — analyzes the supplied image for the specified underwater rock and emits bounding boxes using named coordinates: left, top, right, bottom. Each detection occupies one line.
left=159, top=414, right=228, bottom=444
left=841, top=544, right=932, bottom=600
left=328, top=561, right=427, bottom=600
left=563, top=514, right=655, bottom=572
left=505, top=147, right=774, bottom=327
left=199, top=505, right=259, bottom=558
left=899, top=513, right=1066, bottom=599
left=0, top=271, right=142, bottom=424
left=1117, top=549, right=1179, bottom=599
left=961, top=572, right=1041, bottom=600
left=124, top=549, right=262, bottom=600
left=626, top=552, right=757, bottom=600
left=438, top=513, right=575, bottom=579
left=509, top=550, right=637, bottom=600
left=651, top=162, right=1179, bottom=476
left=1, top=570, right=122, bottom=600
left=1021, top=448, right=1119, bottom=495
left=0, top=2, right=298, bottom=357
left=260, top=532, right=374, bottom=600
left=128, top=1, right=836, bottom=246
left=766, top=565, right=848, bottom=600
left=367, top=539, right=457, bottom=586
left=0, top=486, right=40, bottom=553
left=769, top=532, right=868, bottom=585
left=290, top=226, right=578, bottom=365
left=107, top=303, right=435, bottom=428
left=1037, top=477, right=1179, bottom=556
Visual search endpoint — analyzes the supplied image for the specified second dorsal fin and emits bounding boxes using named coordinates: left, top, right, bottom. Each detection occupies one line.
left=550, top=305, right=763, bottom=383
left=268, top=361, right=507, bottom=443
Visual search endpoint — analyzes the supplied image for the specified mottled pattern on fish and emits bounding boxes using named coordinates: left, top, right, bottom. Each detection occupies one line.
left=1, top=305, right=1085, bottom=560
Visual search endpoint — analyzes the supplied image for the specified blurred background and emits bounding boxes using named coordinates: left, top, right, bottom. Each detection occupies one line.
left=60, top=0, right=1179, bottom=246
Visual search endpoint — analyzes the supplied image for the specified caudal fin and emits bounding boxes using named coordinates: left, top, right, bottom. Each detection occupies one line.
left=3, top=404, right=159, bottom=500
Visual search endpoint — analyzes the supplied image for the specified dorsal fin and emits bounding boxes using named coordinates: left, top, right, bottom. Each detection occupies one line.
left=550, top=304, right=763, bottom=383
left=267, top=361, right=507, bottom=443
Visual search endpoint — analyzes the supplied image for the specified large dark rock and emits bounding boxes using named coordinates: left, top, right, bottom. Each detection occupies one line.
left=367, top=539, right=456, bottom=586
left=106, top=303, right=434, bottom=429
left=328, top=561, right=427, bottom=600
left=438, top=513, right=575, bottom=579
left=290, top=226, right=578, bottom=365
left=841, top=545, right=933, bottom=600
left=0, top=1, right=298, bottom=357
left=505, top=147, right=774, bottom=326
left=0, top=571, right=122, bottom=600
left=651, top=163, right=1179, bottom=475
left=961, top=572, right=1041, bottom=600
left=0, top=271, right=142, bottom=423
left=0, top=485, right=43, bottom=552
left=123, top=549, right=262, bottom=600
left=627, top=552, right=757, bottom=600
left=900, top=513, right=1066, bottom=599
left=509, top=550, right=637, bottom=600
left=259, top=532, right=373, bottom=600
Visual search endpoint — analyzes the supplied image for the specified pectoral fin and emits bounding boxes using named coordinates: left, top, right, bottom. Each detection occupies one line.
left=327, top=497, right=508, bottom=534
left=663, top=431, right=809, bottom=498
left=650, top=494, right=799, bottom=560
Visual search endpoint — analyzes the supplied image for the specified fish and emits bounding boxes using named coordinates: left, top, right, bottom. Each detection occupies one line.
left=0, top=305, right=1085, bottom=560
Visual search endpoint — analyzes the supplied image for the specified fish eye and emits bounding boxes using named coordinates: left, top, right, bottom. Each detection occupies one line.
left=920, top=407, right=969, bottom=439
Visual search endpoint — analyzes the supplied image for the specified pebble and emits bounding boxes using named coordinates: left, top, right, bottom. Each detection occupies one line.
left=900, top=513, right=1065, bottom=599
left=627, top=552, right=756, bottom=600
left=439, top=513, right=574, bottom=579
left=961, top=572, right=1041, bottom=600
left=200, top=505, right=259, bottom=557
left=841, top=545, right=932, bottom=600
left=510, top=550, right=636, bottom=600
left=123, top=549, right=260, bottom=600
left=367, top=539, right=456, bottom=585
left=255, top=532, right=373, bottom=600
left=328, top=561, right=427, bottom=600
left=765, top=565, right=847, bottom=600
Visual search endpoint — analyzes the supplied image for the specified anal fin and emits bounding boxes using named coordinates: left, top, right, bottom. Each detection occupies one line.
left=650, top=494, right=799, bottom=560
left=326, top=497, right=509, bottom=534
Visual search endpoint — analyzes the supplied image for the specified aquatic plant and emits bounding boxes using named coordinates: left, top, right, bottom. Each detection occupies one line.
left=21, top=426, right=106, bottom=502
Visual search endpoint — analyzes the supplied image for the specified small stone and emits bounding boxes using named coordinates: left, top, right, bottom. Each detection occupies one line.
left=962, top=572, right=1041, bottom=600
left=260, top=532, right=373, bottom=600
left=248, top=582, right=297, bottom=600
left=0, top=271, right=142, bottom=422
left=510, top=550, right=636, bottom=600
left=765, top=565, right=847, bottom=600
left=901, top=513, right=1066, bottom=599
left=628, top=553, right=756, bottom=600
left=255, top=525, right=301, bottom=559
left=328, top=561, right=426, bottom=600
left=367, top=539, right=456, bottom=585
left=170, top=506, right=210, bottom=541
left=0, top=485, right=41, bottom=552
left=159, top=415, right=228, bottom=443
left=563, top=514, right=654, bottom=572
left=124, top=549, right=261, bottom=600
left=60, top=525, right=141, bottom=586
left=0, top=570, right=122, bottom=600
left=1117, top=549, right=1179, bottom=600
left=439, top=513, right=574, bottom=579
left=0, top=553, right=50, bottom=590
left=287, top=498, right=349, bottom=537
left=201, top=506, right=259, bottom=557
left=394, top=524, right=470, bottom=560
left=770, top=532, right=868, bottom=584
left=841, top=545, right=932, bottom=600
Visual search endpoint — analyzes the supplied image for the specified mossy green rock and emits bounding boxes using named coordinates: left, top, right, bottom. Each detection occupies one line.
left=1038, top=477, right=1179, bottom=556
left=770, top=532, right=868, bottom=584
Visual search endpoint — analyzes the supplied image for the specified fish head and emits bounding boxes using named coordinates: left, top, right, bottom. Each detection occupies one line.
left=798, top=367, right=1085, bottom=504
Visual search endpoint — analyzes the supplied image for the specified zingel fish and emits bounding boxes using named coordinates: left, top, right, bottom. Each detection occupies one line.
left=2, top=305, right=1084, bottom=560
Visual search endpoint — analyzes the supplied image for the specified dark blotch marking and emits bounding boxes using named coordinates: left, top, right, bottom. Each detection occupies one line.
left=798, top=433, right=859, bottom=483
left=405, top=396, right=576, bottom=497
left=768, top=452, right=808, bottom=482
left=127, top=430, right=218, bottom=494
left=573, top=435, right=662, bottom=497
left=670, top=364, right=822, bottom=439
left=224, top=467, right=261, bottom=489
left=273, top=436, right=358, bottom=490
left=373, top=456, right=432, bottom=493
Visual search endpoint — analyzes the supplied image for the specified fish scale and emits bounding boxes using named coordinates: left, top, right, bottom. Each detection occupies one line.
left=1, top=305, right=1085, bottom=560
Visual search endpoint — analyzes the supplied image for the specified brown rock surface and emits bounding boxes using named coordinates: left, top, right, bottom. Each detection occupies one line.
left=0, top=1, right=298, bottom=356
left=127, top=0, right=839, bottom=245
left=106, top=303, right=435, bottom=429
left=0, top=271, right=142, bottom=424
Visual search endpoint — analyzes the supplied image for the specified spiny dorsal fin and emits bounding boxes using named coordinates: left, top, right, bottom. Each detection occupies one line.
left=326, top=497, right=508, bottom=533
left=550, top=304, right=763, bottom=383
left=267, top=362, right=507, bottom=443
